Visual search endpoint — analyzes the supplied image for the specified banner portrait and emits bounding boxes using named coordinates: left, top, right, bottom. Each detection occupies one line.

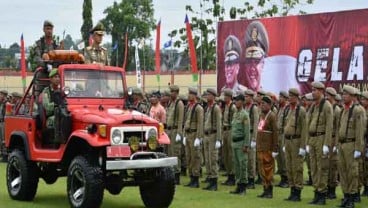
left=217, top=9, right=368, bottom=95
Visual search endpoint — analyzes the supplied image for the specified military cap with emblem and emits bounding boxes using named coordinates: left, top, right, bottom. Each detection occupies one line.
left=11, top=92, right=22, bottom=98
left=223, top=88, right=233, bottom=97
left=279, top=91, right=289, bottom=98
left=188, top=87, right=198, bottom=95
left=261, top=95, right=272, bottom=104
left=245, top=89, right=255, bottom=96
left=169, top=85, right=180, bottom=92
left=206, top=88, right=217, bottom=97
left=257, top=89, right=266, bottom=96
left=342, top=85, right=355, bottom=95
left=311, top=81, right=325, bottom=90
left=361, top=91, right=368, bottom=100
left=49, top=68, right=59, bottom=78
left=43, top=20, right=54, bottom=28
left=326, top=87, right=337, bottom=96
left=288, top=88, right=299, bottom=97
left=245, top=20, right=269, bottom=59
left=90, top=22, right=105, bottom=35
left=0, top=89, right=8, bottom=95
left=305, top=93, right=314, bottom=101
left=224, top=35, right=242, bottom=63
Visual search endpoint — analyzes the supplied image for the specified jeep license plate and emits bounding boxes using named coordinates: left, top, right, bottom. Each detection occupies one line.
left=106, top=146, right=131, bottom=158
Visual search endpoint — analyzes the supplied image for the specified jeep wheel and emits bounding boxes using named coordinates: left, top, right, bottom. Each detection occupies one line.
left=139, top=167, right=175, bottom=208
left=6, top=149, right=39, bottom=201
left=67, top=156, right=104, bottom=208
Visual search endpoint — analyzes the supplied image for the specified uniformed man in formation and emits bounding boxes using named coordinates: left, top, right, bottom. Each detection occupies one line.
left=84, top=22, right=109, bottom=65
left=0, top=90, right=8, bottom=162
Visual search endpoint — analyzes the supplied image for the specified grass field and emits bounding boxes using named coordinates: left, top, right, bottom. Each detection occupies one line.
left=0, top=162, right=366, bottom=208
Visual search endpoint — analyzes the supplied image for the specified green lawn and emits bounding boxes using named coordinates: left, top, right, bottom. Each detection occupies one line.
left=0, top=162, right=365, bottom=208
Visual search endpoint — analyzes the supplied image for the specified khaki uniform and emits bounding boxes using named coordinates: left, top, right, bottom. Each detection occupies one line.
left=284, top=105, right=307, bottom=189
left=184, top=102, right=204, bottom=177
left=328, top=104, right=341, bottom=189
left=203, top=103, right=222, bottom=179
left=257, top=110, right=278, bottom=188
left=166, top=98, right=184, bottom=174
left=222, top=102, right=236, bottom=175
left=308, top=99, right=333, bottom=193
left=245, top=103, right=259, bottom=179
left=231, top=108, right=250, bottom=184
left=84, top=46, right=109, bottom=65
left=337, top=103, right=364, bottom=195
left=276, top=104, right=289, bottom=178
left=355, top=104, right=366, bottom=192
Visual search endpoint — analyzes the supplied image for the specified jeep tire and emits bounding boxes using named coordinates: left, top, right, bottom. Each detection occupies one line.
left=6, top=149, right=39, bottom=201
left=67, top=156, right=104, bottom=208
left=139, top=167, right=175, bottom=208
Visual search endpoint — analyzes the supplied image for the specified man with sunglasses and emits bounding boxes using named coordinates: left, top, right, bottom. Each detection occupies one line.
left=221, top=35, right=247, bottom=94
left=84, top=23, right=109, bottom=65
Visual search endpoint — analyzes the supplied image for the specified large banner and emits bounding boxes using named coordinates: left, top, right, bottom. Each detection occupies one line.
left=217, top=9, right=368, bottom=95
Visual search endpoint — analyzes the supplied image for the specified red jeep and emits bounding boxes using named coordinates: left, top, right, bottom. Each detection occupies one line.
left=4, top=55, right=177, bottom=208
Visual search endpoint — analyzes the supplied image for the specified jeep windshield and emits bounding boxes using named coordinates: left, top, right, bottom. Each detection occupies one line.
left=64, top=69, right=124, bottom=98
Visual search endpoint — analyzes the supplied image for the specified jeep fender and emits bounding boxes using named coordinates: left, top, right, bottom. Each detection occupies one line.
left=8, top=131, right=31, bottom=160
left=67, top=130, right=110, bottom=147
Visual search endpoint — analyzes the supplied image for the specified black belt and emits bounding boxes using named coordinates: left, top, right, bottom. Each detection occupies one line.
left=309, top=132, right=325, bottom=137
left=185, top=129, right=197, bottom=133
left=339, top=138, right=355, bottom=144
left=285, top=135, right=301, bottom=140
left=223, top=126, right=231, bottom=131
left=204, top=130, right=217, bottom=135
left=232, top=136, right=244, bottom=142
left=166, top=126, right=177, bottom=130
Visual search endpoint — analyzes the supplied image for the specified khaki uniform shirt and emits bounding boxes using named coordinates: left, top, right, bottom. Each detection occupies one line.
left=184, top=102, right=204, bottom=139
left=332, top=103, right=342, bottom=146
left=277, top=104, right=289, bottom=134
left=308, top=98, right=333, bottom=146
left=84, top=45, right=109, bottom=65
left=245, top=103, right=259, bottom=142
left=204, top=102, right=222, bottom=140
left=284, top=104, right=307, bottom=148
left=166, top=98, right=184, bottom=136
left=223, top=102, right=236, bottom=127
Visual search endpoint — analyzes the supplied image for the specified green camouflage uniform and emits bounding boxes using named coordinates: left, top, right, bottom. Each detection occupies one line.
left=34, top=36, right=58, bottom=66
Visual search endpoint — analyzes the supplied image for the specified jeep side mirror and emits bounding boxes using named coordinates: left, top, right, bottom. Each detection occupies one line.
left=128, top=87, right=133, bottom=96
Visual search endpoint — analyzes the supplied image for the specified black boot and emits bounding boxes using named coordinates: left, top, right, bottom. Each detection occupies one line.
left=352, top=192, right=361, bottom=203
left=203, top=178, right=218, bottom=191
left=290, top=188, right=301, bottom=202
left=345, top=194, right=355, bottom=208
left=314, top=191, right=326, bottom=205
left=327, top=186, right=337, bottom=199
left=255, top=174, right=262, bottom=184
left=304, top=172, right=312, bottom=186
left=181, top=167, right=187, bottom=176
left=246, top=177, right=255, bottom=189
left=189, top=176, right=199, bottom=188
left=230, top=183, right=246, bottom=195
left=257, top=186, right=267, bottom=198
left=285, top=187, right=295, bottom=201
left=362, top=186, right=368, bottom=196
left=309, top=191, right=319, bottom=204
left=277, top=175, right=289, bottom=188
left=337, top=193, right=349, bottom=208
left=221, top=174, right=235, bottom=186
left=175, top=173, right=180, bottom=185
left=201, top=176, right=210, bottom=183
left=185, top=175, right=194, bottom=187
left=262, top=186, right=273, bottom=198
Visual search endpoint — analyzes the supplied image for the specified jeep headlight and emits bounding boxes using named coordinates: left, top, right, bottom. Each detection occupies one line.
left=112, top=129, right=122, bottom=145
left=146, top=128, right=157, bottom=150
left=129, top=136, right=140, bottom=152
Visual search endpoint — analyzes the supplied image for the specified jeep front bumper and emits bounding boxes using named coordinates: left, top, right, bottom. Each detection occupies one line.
left=105, top=153, right=178, bottom=170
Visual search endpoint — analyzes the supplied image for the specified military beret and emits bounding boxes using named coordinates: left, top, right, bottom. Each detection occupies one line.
left=361, top=91, right=368, bottom=100
left=288, top=88, right=299, bottom=97
left=188, top=87, right=198, bottom=95
left=326, top=87, right=337, bottom=96
left=343, top=85, right=355, bottom=95
left=244, top=89, right=255, bottom=96
left=206, top=88, right=217, bottom=96
left=305, top=93, right=314, bottom=101
left=49, top=68, right=59, bottom=78
left=11, top=92, right=22, bottom=98
left=0, top=89, right=8, bottom=95
left=43, top=20, right=54, bottom=28
left=223, top=88, right=233, bottom=97
left=245, top=21, right=269, bottom=58
left=261, top=95, right=272, bottom=104
left=132, top=87, right=143, bottom=95
left=224, top=35, right=241, bottom=62
left=335, top=94, right=342, bottom=101
left=169, top=85, right=180, bottom=92
left=234, top=94, right=245, bottom=101
left=279, top=91, right=289, bottom=98
left=90, top=22, right=105, bottom=35
left=257, top=89, right=266, bottom=96
left=311, top=81, right=325, bottom=90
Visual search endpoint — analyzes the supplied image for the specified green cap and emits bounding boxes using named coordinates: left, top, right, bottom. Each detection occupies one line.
left=43, top=20, right=54, bottom=28
left=49, top=68, right=59, bottom=78
left=90, top=22, right=105, bottom=35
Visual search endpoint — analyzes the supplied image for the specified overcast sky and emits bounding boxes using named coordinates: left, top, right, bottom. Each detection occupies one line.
left=1, top=0, right=368, bottom=48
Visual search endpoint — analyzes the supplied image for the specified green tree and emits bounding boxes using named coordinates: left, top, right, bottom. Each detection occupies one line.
left=81, top=0, right=93, bottom=47
left=101, top=0, right=155, bottom=70
left=169, top=0, right=314, bottom=71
